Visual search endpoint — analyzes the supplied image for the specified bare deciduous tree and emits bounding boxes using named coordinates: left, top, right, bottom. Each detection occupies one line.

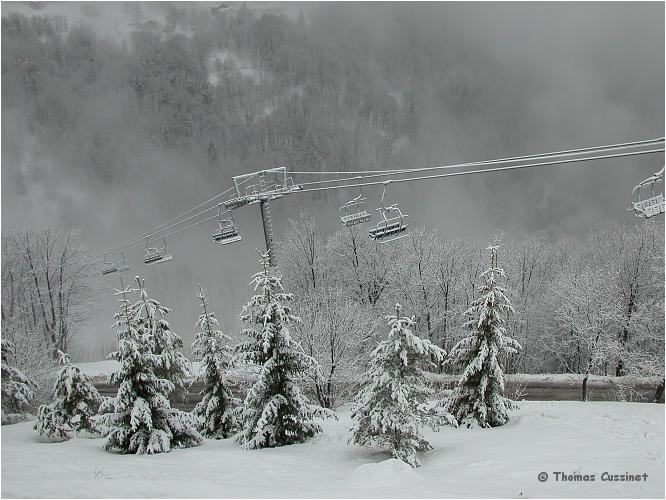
left=1, top=228, right=100, bottom=360
left=550, top=267, right=621, bottom=401
left=292, top=286, right=381, bottom=408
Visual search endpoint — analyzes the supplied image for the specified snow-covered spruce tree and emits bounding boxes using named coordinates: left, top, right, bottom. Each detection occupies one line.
left=444, top=242, right=521, bottom=428
left=233, top=253, right=335, bottom=449
left=34, top=350, right=102, bottom=439
left=1, top=339, right=37, bottom=423
left=134, top=279, right=193, bottom=401
left=191, top=285, right=239, bottom=438
left=350, top=304, right=456, bottom=467
left=97, top=278, right=202, bottom=454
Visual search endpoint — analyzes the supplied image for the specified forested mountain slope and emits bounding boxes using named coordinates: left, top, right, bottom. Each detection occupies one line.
left=3, top=2, right=662, bottom=220
left=2, top=3, right=536, bottom=188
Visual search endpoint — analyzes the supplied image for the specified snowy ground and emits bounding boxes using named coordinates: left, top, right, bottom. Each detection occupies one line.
left=2, top=401, right=663, bottom=498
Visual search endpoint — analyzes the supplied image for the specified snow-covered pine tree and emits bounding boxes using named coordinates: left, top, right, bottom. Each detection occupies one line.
left=233, top=252, right=335, bottom=449
left=444, top=241, right=522, bottom=428
left=191, top=285, right=239, bottom=438
left=97, top=278, right=202, bottom=454
left=1, top=339, right=37, bottom=423
left=134, top=278, right=193, bottom=401
left=349, top=303, right=456, bottom=467
left=34, top=350, right=102, bottom=439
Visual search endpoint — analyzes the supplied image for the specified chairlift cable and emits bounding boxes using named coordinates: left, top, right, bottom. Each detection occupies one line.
left=96, top=188, right=234, bottom=256
left=294, top=138, right=665, bottom=188
left=115, top=214, right=221, bottom=254
left=295, top=147, right=665, bottom=194
left=97, top=176, right=253, bottom=257
left=291, top=137, right=664, bottom=176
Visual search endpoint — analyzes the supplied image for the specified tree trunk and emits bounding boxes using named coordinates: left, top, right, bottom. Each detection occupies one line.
left=582, top=372, right=590, bottom=402
left=653, top=378, right=665, bottom=404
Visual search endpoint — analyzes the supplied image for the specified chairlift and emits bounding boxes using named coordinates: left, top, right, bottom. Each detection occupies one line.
left=116, top=251, right=130, bottom=273
left=628, top=166, right=665, bottom=219
left=259, top=171, right=301, bottom=196
left=339, top=188, right=371, bottom=227
left=144, top=237, right=173, bottom=265
left=101, top=251, right=130, bottom=275
left=280, top=175, right=300, bottom=193
left=224, top=168, right=302, bottom=209
left=368, top=182, right=409, bottom=243
left=211, top=206, right=242, bottom=245
left=101, top=254, right=118, bottom=275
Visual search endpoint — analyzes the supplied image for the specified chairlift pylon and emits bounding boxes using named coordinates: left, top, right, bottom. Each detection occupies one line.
left=223, top=167, right=302, bottom=209
left=340, top=188, right=371, bottom=227
left=628, top=166, right=665, bottom=218
left=211, top=205, right=242, bottom=245
left=144, top=237, right=173, bottom=265
left=368, top=181, right=409, bottom=243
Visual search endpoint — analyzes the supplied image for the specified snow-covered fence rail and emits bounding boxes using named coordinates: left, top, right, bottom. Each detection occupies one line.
left=90, top=373, right=664, bottom=411
left=427, top=373, right=664, bottom=404
left=92, top=380, right=215, bottom=412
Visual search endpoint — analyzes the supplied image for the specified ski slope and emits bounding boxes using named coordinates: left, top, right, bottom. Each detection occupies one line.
left=2, top=401, right=663, bottom=498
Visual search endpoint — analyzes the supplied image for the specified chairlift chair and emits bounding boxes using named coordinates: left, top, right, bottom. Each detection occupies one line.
left=368, top=182, right=409, bottom=243
left=339, top=189, right=371, bottom=227
left=116, top=251, right=130, bottom=272
left=259, top=172, right=300, bottom=196
left=101, top=251, right=131, bottom=275
left=101, top=254, right=118, bottom=275
left=628, top=166, right=665, bottom=218
left=281, top=175, right=300, bottom=192
left=144, top=237, right=173, bottom=265
left=369, top=205, right=409, bottom=242
left=211, top=206, right=242, bottom=245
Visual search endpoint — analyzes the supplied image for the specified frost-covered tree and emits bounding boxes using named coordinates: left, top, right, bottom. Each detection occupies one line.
left=1, top=339, right=37, bottom=423
left=551, top=267, right=621, bottom=401
left=233, top=253, right=335, bottom=449
left=292, top=286, right=381, bottom=408
left=191, top=285, right=238, bottom=438
left=350, top=303, right=456, bottom=467
left=502, top=235, right=551, bottom=374
left=34, top=350, right=102, bottom=439
left=1, top=229, right=99, bottom=359
left=97, top=278, right=202, bottom=454
left=444, top=241, right=522, bottom=428
left=133, top=279, right=193, bottom=401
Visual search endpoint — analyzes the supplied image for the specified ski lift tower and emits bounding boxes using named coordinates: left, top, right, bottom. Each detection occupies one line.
left=223, top=167, right=302, bottom=267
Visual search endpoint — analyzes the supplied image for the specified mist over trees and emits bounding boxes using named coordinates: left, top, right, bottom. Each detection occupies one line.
left=3, top=3, right=662, bottom=215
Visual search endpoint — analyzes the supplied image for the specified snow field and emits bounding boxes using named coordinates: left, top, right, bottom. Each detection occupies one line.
left=2, top=401, right=663, bottom=498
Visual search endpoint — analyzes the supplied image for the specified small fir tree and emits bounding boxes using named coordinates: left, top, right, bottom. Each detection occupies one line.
left=233, top=253, right=335, bottom=449
left=134, top=278, right=193, bottom=402
left=350, top=304, right=456, bottom=467
left=191, top=285, right=239, bottom=438
left=1, top=339, right=37, bottom=421
left=444, top=241, right=522, bottom=428
left=35, top=350, right=102, bottom=439
left=97, top=277, right=202, bottom=454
